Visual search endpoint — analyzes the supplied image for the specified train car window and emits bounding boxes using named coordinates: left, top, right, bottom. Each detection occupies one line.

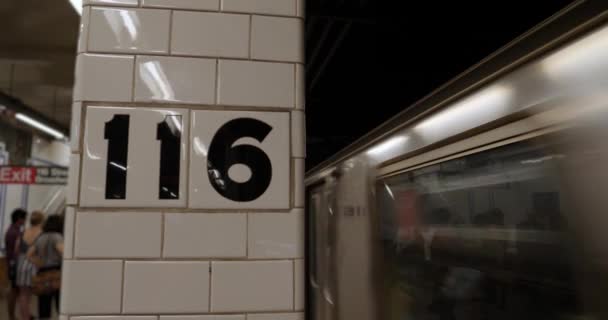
left=377, top=137, right=582, bottom=320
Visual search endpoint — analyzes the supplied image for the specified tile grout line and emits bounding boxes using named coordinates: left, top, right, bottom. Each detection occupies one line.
left=248, top=14, right=253, bottom=60
left=131, top=56, right=137, bottom=102
left=167, top=9, right=174, bottom=55
left=120, top=259, right=126, bottom=314
left=84, top=4, right=305, bottom=19
left=82, top=50, right=301, bottom=65
left=160, top=212, right=165, bottom=258
left=208, top=261, right=213, bottom=313
left=214, top=59, right=220, bottom=105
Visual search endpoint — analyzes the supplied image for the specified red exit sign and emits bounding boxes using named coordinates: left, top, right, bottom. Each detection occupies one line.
left=0, top=166, right=68, bottom=185
left=0, top=167, right=36, bottom=184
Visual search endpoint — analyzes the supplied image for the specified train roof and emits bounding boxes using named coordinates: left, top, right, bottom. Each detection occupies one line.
left=306, top=0, right=608, bottom=180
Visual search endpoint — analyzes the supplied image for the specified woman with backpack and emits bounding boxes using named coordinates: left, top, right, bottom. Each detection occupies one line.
left=27, top=215, right=64, bottom=319
left=15, top=211, right=44, bottom=320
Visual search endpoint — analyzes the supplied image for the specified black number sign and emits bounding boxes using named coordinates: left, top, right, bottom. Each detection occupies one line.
left=157, top=115, right=182, bottom=199
left=104, top=114, right=130, bottom=199
left=207, top=118, right=273, bottom=202
left=102, top=115, right=273, bottom=202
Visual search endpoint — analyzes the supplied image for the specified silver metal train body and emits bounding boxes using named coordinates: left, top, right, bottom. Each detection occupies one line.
left=305, top=2, right=608, bottom=319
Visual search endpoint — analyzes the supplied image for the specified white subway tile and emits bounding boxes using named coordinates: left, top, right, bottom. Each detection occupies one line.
left=77, top=7, right=91, bottom=53
left=61, top=260, right=123, bottom=314
left=251, top=16, right=303, bottom=62
left=222, top=0, right=296, bottom=16
left=211, top=261, right=293, bottom=312
left=164, top=213, right=246, bottom=258
left=143, top=0, right=219, bottom=10
left=74, top=317, right=156, bottom=320
left=248, top=211, right=304, bottom=259
left=70, top=102, right=82, bottom=152
left=64, top=208, right=75, bottom=259
left=295, top=64, right=305, bottom=109
left=297, top=0, right=304, bottom=17
left=247, top=314, right=304, bottom=320
left=66, top=154, right=80, bottom=205
left=73, top=54, right=134, bottom=102
left=294, top=259, right=304, bottom=311
left=218, top=60, right=294, bottom=108
left=75, top=211, right=162, bottom=258
left=171, top=12, right=249, bottom=58
left=294, top=160, right=304, bottom=207
left=291, top=110, right=305, bottom=158
left=135, top=56, right=216, bottom=104
left=161, top=316, right=244, bottom=320
left=89, top=7, right=170, bottom=54
left=123, top=261, right=210, bottom=313
left=84, top=0, right=139, bottom=6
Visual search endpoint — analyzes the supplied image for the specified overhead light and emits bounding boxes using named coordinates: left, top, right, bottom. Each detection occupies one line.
left=15, top=113, right=65, bottom=140
left=366, top=136, right=408, bottom=157
left=68, top=0, right=83, bottom=15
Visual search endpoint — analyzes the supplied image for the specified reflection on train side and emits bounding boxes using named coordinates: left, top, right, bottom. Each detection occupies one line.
left=377, top=136, right=581, bottom=320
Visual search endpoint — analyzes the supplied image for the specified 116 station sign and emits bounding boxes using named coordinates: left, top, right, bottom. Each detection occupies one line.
left=80, top=106, right=290, bottom=209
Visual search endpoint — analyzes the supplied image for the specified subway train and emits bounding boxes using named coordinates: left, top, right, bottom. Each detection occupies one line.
left=305, top=2, right=608, bottom=319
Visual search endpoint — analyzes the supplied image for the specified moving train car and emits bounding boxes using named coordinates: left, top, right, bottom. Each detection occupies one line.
left=305, top=1, right=608, bottom=319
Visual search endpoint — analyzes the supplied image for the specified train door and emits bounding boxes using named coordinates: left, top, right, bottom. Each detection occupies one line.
left=307, top=180, right=338, bottom=320
left=308, top=188, right=324, bottom=320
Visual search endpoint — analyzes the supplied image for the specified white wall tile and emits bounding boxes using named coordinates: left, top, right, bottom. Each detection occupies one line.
left=89, top=7, right=170, bottom=54
left=248, top=211, right=304, bottom=259
left=64, top=208, right=75, bottom=259
left=61, top=260, right=123, bottom=314
left=143, top=0, right=219, bottom=10
left=294, top=259, right=304, bottom=311
left=211, top=261, right=293, bottom=312
left=161, top=316, right=244, bottom=320
left=222, top=0, right=296, bottom=16
left=189, top=110, right=290, bottom=209
left=123, top=261, right=210, bottom=313
left=73, top=54, right=134, bottom=102
left=171, top=12, right=249, bottom=58
left=66, top=154, right=80, bottom=205
left=164, top=213, right=246, bottom=258
left=295, top=64, right=304, bottom=109
left=84, top=0, right=139, bottom=6
left=77, top=7, right=91, bottom=53
left=293, top=160, right=304, bottom=207
left=291, top=110, right=305, bottom=158
left=218, top=60, right=294, bottom=108
left=297, top=0, right=304, bottom=17
left=251, top=16, right=303, bottom=63
left=135, top=56, right=216, bottom=104
left=247, top=314, right=304, bottom=320
left=75, top=211, right=162, bottom=258
left=74, top=317, right=156, bottom=320
left=70, top=102, right=82, bottom=152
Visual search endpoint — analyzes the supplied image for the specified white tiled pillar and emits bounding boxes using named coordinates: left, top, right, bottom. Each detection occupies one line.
left=63, top=1, right=305, bottom=319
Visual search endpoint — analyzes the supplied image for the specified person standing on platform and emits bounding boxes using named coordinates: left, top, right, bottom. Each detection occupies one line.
left=28, top=215, right=63, bottom=320
left=16, top=211, right=44, bottom=320
left=4, top=209, right=26, bottom=320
